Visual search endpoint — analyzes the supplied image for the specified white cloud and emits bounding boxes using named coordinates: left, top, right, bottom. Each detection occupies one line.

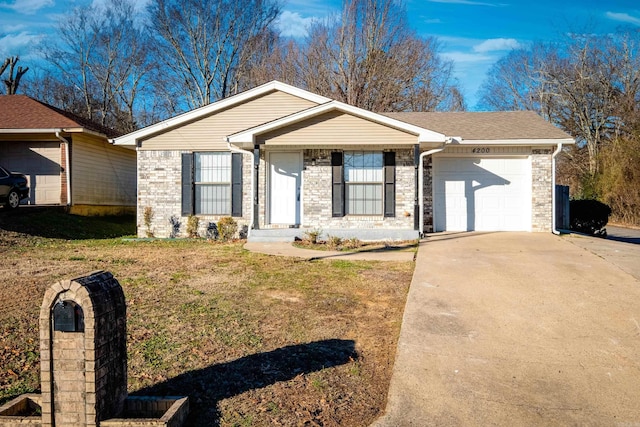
left=473, top=38, right=521, bottom=53
left=605, top=11, right=640, bottom=26
left=428, top=0, right=501, bottom=6
left=442, top=51, right=494, bottom=64
left=0, top=0, right=54, bottom=15
left=0, top=31, right=44, bottom=57
left=276, top=10, right=320, bottom=38
left=425, top=18, right=442, bottom=24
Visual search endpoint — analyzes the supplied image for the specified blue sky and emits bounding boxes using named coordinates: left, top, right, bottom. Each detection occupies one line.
left=1, top=0, right=639, bottom=108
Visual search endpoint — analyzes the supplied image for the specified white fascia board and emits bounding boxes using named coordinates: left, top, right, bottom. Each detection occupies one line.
left=0, top=128, right=72, bottom=134
left=112, top=80, right=332, bottom=146
left=227, top=101, right=447, bottom=144
left=456, top=138, right=575, bottom=146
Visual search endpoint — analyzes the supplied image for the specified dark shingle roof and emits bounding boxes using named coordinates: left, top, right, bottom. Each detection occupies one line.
left=384, top=110, right=573, bottom=140
left=0, top=95, right=120, bottom=138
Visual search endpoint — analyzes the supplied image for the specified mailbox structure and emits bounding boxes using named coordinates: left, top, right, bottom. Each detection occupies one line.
left=40, top=271, right=127, bottom=427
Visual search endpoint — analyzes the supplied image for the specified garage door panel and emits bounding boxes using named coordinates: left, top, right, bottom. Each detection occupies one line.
left=434, top=156, right=531, bottom=232
left=0, top=142, right=61, bottom=205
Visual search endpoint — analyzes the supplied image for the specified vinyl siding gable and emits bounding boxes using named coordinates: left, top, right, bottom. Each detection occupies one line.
left=139, top=91, right=318, bottom=151
left=256, top=111, right=418, bottom=146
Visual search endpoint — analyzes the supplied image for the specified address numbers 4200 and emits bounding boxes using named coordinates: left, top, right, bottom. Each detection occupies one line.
left=472, top=147, right=490, bottom=153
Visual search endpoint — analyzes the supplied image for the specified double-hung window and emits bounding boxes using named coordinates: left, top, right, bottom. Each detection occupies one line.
left=182, top=152, right=242, bottom=216
left=332, top=151, right=395, bottom=217
left=195, top=152, right=231, bottom=215
left=344, top=152, right=384, bottom=215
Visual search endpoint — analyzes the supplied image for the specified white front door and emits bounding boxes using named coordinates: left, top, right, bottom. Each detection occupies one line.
left=269, top=152, right=302, bottom=225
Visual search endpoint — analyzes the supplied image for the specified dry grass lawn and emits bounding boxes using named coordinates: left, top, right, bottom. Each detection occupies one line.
left=0, top=210, right=412, bottom=426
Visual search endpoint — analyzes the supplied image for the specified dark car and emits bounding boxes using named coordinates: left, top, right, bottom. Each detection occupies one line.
left=0, top=165, right=29, bottom=209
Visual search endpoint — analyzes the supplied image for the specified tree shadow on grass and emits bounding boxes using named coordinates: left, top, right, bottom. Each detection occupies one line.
left=130, top=339, right=357, bottom=426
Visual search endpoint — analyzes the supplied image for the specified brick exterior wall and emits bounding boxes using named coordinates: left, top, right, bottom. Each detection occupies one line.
left=60, top=142, right=68, bottom=205
left=39, top=271, right=127, bottom=427
left=137, top=150, right=252, bottom=238
left=422, top=156, right=434, bottom=233
left=295, top=148, right=415, bottom=230
left=531, top=149, right=553, bottom=232
left=139, top=147, right=555, bottom=237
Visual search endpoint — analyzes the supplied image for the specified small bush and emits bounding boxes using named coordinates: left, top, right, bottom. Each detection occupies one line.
left=570, top=199, right=612, bottom=236
left=143, top=206, right=154, bottom=238
left=187, top=215, right=200, bottom=238
left=343, top=237, right=361, bottom=250
left=218, top=217, right=238, bottom=242
left=327, top=235, right=342, bottom=249
left=303, top=228, right=322, bottom=244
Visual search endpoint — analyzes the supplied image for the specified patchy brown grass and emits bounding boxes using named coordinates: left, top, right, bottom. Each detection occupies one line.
left=0, top=223, right=412, bottom=426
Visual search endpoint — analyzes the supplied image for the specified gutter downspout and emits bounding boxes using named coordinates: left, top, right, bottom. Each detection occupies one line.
left=227, top=142, right=254, bottom=238
left=419, top=138, right=454, bottom=237
left=551, top=142, right=563, bottom=235
left=55, top=131, right=72, bottom=207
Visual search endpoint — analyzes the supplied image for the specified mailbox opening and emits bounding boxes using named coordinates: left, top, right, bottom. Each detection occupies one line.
left=52, top=300, right=84, bottom=332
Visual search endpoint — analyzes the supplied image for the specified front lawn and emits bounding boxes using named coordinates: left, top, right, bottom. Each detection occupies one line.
left=0, top=213, right=412, bottom=426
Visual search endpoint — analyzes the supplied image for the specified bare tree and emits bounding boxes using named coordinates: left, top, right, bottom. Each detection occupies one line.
left=39, top=0, right=153, bottom=133
left=147, top=0, right=281, bottom=112
left=479, top=29, right=640, bottom=182
left=243, top=0, right=464, bottom=112
left=0, top=56, right=29, bottom=94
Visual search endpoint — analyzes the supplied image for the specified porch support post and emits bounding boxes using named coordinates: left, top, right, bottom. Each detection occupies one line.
left=413, top=144, right=420, bottom=230
left=253, top=144, right=260, bottom=230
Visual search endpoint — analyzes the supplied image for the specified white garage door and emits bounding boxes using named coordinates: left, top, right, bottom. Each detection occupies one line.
left=433, top=157, right=531, bottom=232
left=0, top=142, right=61, bottom=205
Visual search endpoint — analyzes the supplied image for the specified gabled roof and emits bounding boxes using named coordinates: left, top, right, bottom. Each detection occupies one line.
left=385, top=111, right=574, bottom=143
left=113, top=81, right=332, bottom=146
left=0, top=95, right=119, bottom=138
left=227, top=100, right=447, bottom=146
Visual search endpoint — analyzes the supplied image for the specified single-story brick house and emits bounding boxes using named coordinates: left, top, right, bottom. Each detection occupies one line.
left=112, top=81, right=574, bottom=240
left=0, top=95, right=136, bottom=215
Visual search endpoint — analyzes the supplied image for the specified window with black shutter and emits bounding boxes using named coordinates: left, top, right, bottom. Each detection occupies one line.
left=181, top=152, right=242, bottom=217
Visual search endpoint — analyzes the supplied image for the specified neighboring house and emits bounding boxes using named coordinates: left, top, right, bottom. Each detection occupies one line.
left=113, top=81, right=574, bottom=240
left=0, top=95, right=136, bottom=215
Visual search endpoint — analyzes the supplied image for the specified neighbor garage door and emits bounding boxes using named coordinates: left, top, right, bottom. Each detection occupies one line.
left=0, top=142, right=61, bottom=205
left=433, top=156, right=531, bottom=232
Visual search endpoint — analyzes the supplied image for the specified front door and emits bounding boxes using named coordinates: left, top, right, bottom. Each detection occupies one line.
left=269, top=152, right=302, bottom=225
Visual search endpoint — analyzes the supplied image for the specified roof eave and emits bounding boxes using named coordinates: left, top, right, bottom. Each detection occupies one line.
left=0, top=127, right=107, bottom=138
left=454, top=138, right=575, bottom=145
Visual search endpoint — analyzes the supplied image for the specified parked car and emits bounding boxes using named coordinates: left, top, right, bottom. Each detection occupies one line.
left=0, top=165, right=29, bottom=209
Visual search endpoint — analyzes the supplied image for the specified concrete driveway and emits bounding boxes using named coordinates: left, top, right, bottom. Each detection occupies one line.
left=373, top=232, right=640, bottom=426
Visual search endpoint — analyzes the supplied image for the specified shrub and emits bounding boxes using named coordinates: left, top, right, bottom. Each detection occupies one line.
left=327, top=235, right=343, bottom=249
left=570, top=199, right=612, bottom=236
left=218, top=217, right=238, bottom=242
left=303, top=228, right=322, bottom=244
left=187, top=215, right=200, bottom=238
left=343, top=237, right=361, bottom=250
left=143, top=206, right=154, bottom=238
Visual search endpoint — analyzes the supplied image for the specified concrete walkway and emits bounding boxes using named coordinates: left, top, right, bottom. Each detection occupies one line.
left=373, top=232, right=640, bottom=426
left=243, top=241, right=416, bottom=262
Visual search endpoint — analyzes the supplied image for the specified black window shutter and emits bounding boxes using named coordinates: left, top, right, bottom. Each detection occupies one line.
left=181, top=153, right=194, bottom=216
left=331, top=152, right=344, bottom=217
left=231, top=153, right=243, bottom=217
left=384, top=151, right=396, bottom=217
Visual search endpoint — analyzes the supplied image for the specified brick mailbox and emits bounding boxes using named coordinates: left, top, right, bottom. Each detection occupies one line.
left=40, top=271, right=128, bottom=427
left=0, top=271, right=188, bottom=427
